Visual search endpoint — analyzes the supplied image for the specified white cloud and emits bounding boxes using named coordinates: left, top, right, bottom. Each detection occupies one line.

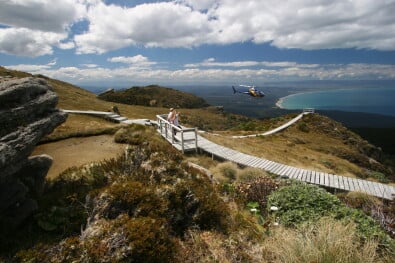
left=58, top=41, right=76, bottom=50
left=0, top=0, right=86, bottom=32
left=1, top=0, right=395, bottom=58
left=0, top=27, right=67, bottom=56
left=81, top=63, right=98, bottom=68
left=184, top=58, right=316, bottom=69
left=74, top=1, right=214, bottom=53
left=70, top=0, right=395, bottom=53
left=47, top=58, right=57, bottom=66
left=178, top=0, right=218, bottom=10
left=7, top=61, right=54, bottom=72
left=9, top=60, right=394, bottom=85
left=209, top=0, right=395, bottom=50
left=0, top=0, right=86, bottom=56
left=108, top=55, right=157, bottom=67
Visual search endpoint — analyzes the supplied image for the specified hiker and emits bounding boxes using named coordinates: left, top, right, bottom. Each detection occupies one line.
left=167, top=108, right=175, bottom=123
left=172, top=110, right=181, bottom=135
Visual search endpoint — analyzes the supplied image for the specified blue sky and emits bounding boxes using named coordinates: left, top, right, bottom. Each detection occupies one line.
left=1, top=0, right=395, bottom=87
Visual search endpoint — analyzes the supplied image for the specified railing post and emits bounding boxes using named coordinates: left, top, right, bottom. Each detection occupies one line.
left=171, top=124, right=174, bottom=143
left=159, top=117, right=163, bottom=133
left=194, top=127, right=198, bottom=153
left=181, top=130, right=184, bottom=153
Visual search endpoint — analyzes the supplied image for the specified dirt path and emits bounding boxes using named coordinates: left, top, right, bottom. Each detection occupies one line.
left=32, top=135, right=126, bottom=180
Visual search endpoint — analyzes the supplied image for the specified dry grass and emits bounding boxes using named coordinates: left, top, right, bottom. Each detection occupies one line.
left=32, top=135, right=126, bottom=180
left=42, top=114, right=122, bottom=142
left=262, top=217, right=384, bottom=263
left=202, top=125, right=364, bottom=178
left=4, top=68, right=387, bottom=181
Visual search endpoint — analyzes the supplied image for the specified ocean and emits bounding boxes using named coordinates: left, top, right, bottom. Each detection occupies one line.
left=277, top=87, right=395, bottom=117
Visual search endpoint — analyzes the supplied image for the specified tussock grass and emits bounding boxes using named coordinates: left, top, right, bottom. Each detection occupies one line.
left=211, top=162, right=270, bottom=183
left=262, top=217, right=382, bottom=263
left=41, top=114, right=122, bottom=143
left=212, top=162, right=239, bottom=183
left=238, top=167, right=268, bottom=182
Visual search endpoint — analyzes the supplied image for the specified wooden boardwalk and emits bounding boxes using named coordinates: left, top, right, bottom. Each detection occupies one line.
left=62, top=109, right=152, bottom=125
left=232, top=109, right=314, bottom=138
left=156, top=114, right=395, bottom=200
left=61, top=110, right=395, bottom=200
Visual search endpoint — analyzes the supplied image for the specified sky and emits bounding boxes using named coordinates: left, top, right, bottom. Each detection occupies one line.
left=1, top=0, right=395, bottom=88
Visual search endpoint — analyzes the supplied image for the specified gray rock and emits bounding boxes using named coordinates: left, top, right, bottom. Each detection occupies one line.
left=0, top=77, right=67, bottom=228
left=17, top=154, right=53, bottom=197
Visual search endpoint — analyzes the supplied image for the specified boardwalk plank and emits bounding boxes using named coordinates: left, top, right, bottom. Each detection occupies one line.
left=315, top=172, right=321, bottom=185
left=286, top=167, right=296, bottom=178
left=158, top=128, right=395, bottom=200
left=340, top=176, right=349, bottom=191
left=269, top=163, right=282, bottom=173
left=289, top=168, right=299, bottom=179
left=259, top=159, right=272, bottom=169
left=281, top=166, right=291, bottom=176
left=272, top=164, right=285, bottom=175
left=296, top=169, right=304, bottom=181
left=299, top=170, right=306, bottom=182
left=264, top=161, right=276, bottom=171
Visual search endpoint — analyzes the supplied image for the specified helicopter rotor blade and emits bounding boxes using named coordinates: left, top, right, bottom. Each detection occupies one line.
left=239, top=84, right=253, bottom=88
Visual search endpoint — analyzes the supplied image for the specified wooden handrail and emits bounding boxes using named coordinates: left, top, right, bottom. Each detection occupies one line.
left=156, top=114, right=198, bottom=153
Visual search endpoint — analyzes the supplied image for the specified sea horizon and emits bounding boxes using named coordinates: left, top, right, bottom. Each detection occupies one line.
left=81, top=80, right=395, bottom=128
left=276, top=87, right=395, bottom=117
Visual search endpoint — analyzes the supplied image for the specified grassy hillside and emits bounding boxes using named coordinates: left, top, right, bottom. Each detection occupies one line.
left=98, top=85, right=209, bottom=108
left=1, top=67, right=394, bottom=262
left=2, top=66, right=393, bottom=182
left=201, top=114, right=394, bottom=183
left=4, top=125, right=395, bottom=262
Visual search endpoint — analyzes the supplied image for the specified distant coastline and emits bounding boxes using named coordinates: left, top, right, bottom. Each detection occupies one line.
left=275, top=87, right=395, bottom=119
left=275, top=92, right=307, bottom=109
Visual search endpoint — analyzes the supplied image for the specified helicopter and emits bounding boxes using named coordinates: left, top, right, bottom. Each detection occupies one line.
left=232, top=85, right=265, bottom=98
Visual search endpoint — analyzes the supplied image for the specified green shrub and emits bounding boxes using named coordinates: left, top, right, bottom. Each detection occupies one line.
left=368, top=171, right=390, bottom=183
left=168, top=179, right=230, bottom=235
left=267, top=182, right=395, bottom=252
left=95, top=181, right=167, bottom=219
left=267, top=182, right=341, bottom=226
left=297, top=121, right=310, bottom=132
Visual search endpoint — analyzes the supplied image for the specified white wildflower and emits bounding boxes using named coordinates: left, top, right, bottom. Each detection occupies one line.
left=270, top=206, right=279, bottom=211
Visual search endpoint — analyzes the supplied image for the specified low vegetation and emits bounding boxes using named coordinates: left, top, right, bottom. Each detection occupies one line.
left=2, top=124, right=393, bottom=262
left=202, top=113, right=394, bottom=183
left=98, top=85, right=209, bottom=108
left=1, top=67, right=394, bottom=262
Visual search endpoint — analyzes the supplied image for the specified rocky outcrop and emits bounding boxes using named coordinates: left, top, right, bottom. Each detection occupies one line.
left=0, top=77, right=67, bottom=229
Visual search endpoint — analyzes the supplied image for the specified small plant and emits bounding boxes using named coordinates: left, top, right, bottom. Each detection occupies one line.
left=297, top=121, right=310, bottom=132
left=262, top=217, right=384, bottom=263
left=267, top=181, right=395, bottom=251
left=236, top=176, right=282, bottom=216
left=247, top=202, right=265, bottom=225
left=368, top=171, right=390, bottom=183
left=238, top=167, right=267, bottom=182
left=247, top=202, right=260, bottom=215
left=212, top=162, right=238, bottom=182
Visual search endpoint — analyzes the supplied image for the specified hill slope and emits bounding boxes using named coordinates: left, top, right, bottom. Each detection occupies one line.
left=98, top=85, right=210, bottom=108
left=1, top=66, right=393, bottom=182
left=1, top=67, right=394, bottom=261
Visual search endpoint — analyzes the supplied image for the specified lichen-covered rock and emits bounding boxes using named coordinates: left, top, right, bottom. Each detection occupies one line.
left=0, top=77, right=67, bottom=229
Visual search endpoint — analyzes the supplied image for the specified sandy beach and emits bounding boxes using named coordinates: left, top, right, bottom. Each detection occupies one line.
left=275, top=93, right=300, bottom=109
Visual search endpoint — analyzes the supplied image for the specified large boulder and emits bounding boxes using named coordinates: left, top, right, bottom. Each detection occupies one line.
left=0, top=77, right=67, bottom=229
